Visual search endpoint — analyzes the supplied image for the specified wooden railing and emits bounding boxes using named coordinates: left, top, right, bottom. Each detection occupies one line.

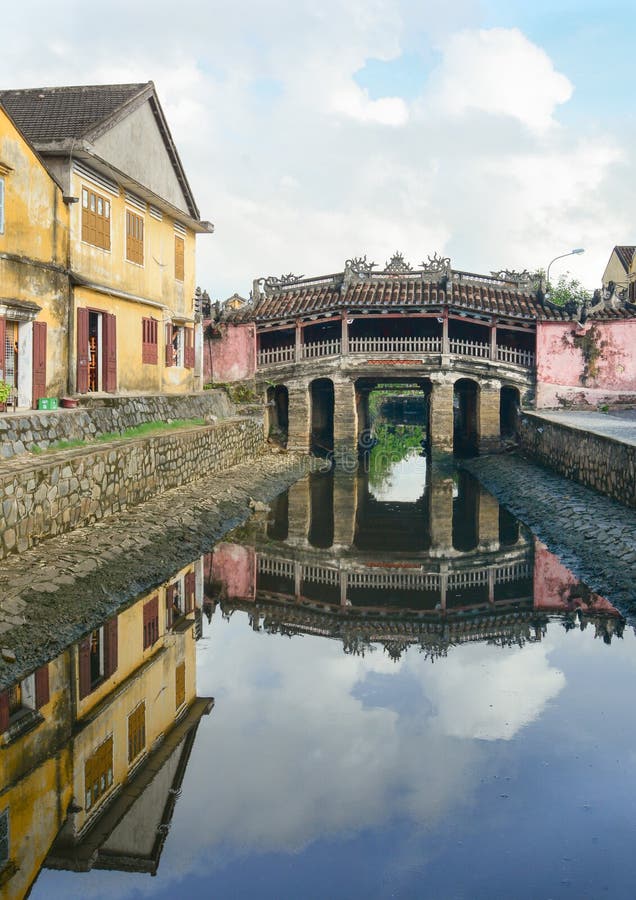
left=257, top=337, right=534, bottom=369
left=301, top=339, right=341, bottom=359
left=349, top=336, right=442, bottom=354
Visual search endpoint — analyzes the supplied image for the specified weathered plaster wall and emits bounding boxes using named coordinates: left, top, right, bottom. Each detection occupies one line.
left=536, top=320, right=636, bottom=408
left=519, top=412, right=636, bottom=507
left=533, top=541, right=618, bottom=613
left=207, top=323, right=256, bottom=383
left=0, top=414, right=265, bottom=559
left=212, top=543, right=256, bottom=600
left=0, top=389, right=234, bottom=460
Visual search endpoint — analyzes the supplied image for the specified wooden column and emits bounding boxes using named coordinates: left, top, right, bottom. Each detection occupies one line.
left=295, top=321, right=302, bottom=362
left=442, top=310, right=449, bottom=355
left=490, top=320, right=497, bottom=361
left=341, top=314, right=349, bottom=355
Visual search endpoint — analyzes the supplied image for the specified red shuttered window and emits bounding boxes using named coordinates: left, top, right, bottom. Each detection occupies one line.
left=142, top=317, right=158, bottom=364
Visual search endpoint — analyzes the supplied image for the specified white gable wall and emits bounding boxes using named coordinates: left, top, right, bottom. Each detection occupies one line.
left=92, top=101, right=190, bottom=215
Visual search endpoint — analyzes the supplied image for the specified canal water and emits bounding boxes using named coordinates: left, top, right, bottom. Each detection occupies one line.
left=7, top=438, right=636, bottom=898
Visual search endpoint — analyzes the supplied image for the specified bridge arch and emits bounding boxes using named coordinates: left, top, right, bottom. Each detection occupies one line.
left=310, top=377, right=335, bottom=456
left=453, top=378, right=480, bottom=456
left=266, top=384, right=289, bottom=446
left=500, top=385, right=520, bottom=440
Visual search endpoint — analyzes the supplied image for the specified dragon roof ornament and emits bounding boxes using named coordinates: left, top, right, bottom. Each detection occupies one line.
left=260, top=272, right=304, bottom=298
left=490, top=268, right=538, bottom=287
left=420, top=252, right=451, bottom=276
left=384, top=252, right=413, bottom=274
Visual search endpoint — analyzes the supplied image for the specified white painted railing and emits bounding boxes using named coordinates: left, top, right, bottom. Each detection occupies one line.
left=301, top=339, right=342, bottom=359
left=494, top=561, right=532, bottom=583
left=258, top=557, right=295, bottom=579
left=449, top=338, right=490, bottom=359
left=257, top=345, right=295, bottom=366
left=301, top=564, right=340, bottom=585
left=349, top=336, right=442, bottom=354
left=257, top=339, right=534, bottom=369
left=497, top=346, right=536, bottom=368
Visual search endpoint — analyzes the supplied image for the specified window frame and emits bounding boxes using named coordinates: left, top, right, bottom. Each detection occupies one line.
left=174, top=235, right=185, bottom=282
left=128, top=701, right=146, bottom=765
left=84, top=735, right=114, bottom=814
left=0, top=808, right=8, bottom=871
left=0, top=178, right=4, bottom=235
left=81, top=184, right=111, bottom=251
left=142, top=316, right=158, bottom=365
left=125, top=208, right=145, bottom=266
left=175, top=661, right=186, bottom=711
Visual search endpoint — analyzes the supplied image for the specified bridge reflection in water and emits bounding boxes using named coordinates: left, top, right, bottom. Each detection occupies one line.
left=208, top=464, right=623, bottom=661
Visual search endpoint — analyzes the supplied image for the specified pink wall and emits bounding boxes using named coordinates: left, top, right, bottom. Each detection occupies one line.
left=212, top=542, right=256, bottom=601
left=536, top=320, right=636, bottom=408
left=204, top=322, right=256, bottom=383
left=533, top=540, right=619, bottom=615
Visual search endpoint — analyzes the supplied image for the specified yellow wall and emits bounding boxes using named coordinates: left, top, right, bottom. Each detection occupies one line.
left=71, top=569, right=197, bottom=836
left=0, top=652, right=73, bottom=899
left=0, top=107, right=70, bottom=399
left=69, top=171, right=196, bottom=315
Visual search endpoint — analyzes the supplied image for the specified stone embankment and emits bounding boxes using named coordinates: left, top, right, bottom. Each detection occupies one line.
left=519, top=410, right=636, bottom=508
left=0, top=390, right=233, bottom=460
left=462, top=453, right=636, bottom=615
left=0, top=414, right=263, bottom=559
left=0, top=452, right=318, bottom=690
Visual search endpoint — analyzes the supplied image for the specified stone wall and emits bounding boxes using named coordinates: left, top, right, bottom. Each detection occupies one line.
left=0, top=390, right=234, bottom=461
left=519, top=412, right=636, bottom=508
left=0, top=415, right=264, bottom=559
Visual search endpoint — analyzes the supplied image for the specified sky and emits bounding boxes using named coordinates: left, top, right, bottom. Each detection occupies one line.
left=2, top=0, right=635, bottom=299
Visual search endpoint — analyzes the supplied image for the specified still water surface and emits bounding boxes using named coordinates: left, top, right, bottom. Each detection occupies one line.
left=13, top=451, right=636, bottom=898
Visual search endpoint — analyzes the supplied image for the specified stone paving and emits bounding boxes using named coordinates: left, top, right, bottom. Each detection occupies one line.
left=533, top=408, right=636, bottom=447
left=0, top=451, right=321, bottom=689
left=463, top=452, right=636, bottom=616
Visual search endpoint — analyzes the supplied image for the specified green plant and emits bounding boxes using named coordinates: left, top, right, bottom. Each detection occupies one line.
left=0, top=380, right=12, bottom=405
left=547, top=274, right=591, bottom=308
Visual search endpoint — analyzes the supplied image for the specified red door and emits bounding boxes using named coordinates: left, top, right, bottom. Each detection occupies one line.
left=76, top=308, right=89, bottom=393
left=32, top=321, right=47, bottom=408
left=103, top=313, right=117, bottom=393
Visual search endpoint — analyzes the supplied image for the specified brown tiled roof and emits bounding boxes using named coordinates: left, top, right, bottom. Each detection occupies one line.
left=0, top=83, right=148, bottom=142
left=614, top=245, right=636, bottom=272
left=228, top=266, right=636, bottom=325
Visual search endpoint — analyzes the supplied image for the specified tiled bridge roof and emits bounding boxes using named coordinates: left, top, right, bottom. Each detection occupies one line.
left=226, top=254, right=635, bottom=325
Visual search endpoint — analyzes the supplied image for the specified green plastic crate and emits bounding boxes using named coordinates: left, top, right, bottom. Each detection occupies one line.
left=37, top=397, right=59, bottom=411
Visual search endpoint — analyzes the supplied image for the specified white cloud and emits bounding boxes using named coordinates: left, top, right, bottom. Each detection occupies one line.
left=425, top=27, right=573, bottom=133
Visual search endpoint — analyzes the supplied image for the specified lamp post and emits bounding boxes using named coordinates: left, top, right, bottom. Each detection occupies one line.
left=546, top=248, right=585, bottom=291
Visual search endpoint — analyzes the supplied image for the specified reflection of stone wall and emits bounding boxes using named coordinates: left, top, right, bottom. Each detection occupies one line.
left=520, top=412, right=636, bottom=508
left=0, top=416, right=264, bottom=559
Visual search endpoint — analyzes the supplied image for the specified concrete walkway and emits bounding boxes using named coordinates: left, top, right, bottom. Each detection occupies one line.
left=533, top=408, right=636, bottom=447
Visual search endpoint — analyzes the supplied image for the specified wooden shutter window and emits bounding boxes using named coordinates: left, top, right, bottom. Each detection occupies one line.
left=143, top=595, right=159, bottom=649
left=0, top=691, right=9, bottom=733
left=85, top=736, right=114, bottom=811
left=166, top=585, right=175, bottom=630
left=128, top=701, right=146, bottom=763
left=32, top=321, right=47, bottom=409
left=184, top=571, right=196, bottom=613
left=104, top=617, right=118, bottom=678
left=102, top=312, right=117, bottom=393
left=126, top=210, right=144, bottom=265
left=175, top=236, right=185, bottom=282
left=81, top=186, right=111, bottom=251
left=78, top=637, right=92, bottom=700
left=184, top=327, right=195, bottom=369
left=35, top=664, right=50, bottom=709
left=142, top=317, right=158, bottom=365
left=0, top=317, right=5, bottom=410
left=165, top=323, right=174, bottom=367
left=76, top=308, right=90, bottom=394
left=175, top=662, right=186, bottom=710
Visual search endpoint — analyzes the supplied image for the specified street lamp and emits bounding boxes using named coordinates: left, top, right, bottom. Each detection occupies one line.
left=546, top=248, right=585, bottom=290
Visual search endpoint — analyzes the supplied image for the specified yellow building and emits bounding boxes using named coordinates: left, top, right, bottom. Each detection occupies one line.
left=0, top=102, right=70, bottom=408
left=0, top=82, right=213, bottom=397
left=0, top=556, right=212, bottom=892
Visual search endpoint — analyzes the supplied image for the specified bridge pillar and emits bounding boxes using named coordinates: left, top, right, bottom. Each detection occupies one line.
left=478, top=489, right=500, bottom=550
left=287, top=477, right=311, bottom=545
left=333, top=379, right=359, bottom=470
left=332, top=474, right=358, bottom=548
left=429, top=375, right=455, bottom=460
left=479, top=379, right=502, bottom=454
left=287, top=382, right=311, bottom=453
left=430, top=473, right=454, bottom=551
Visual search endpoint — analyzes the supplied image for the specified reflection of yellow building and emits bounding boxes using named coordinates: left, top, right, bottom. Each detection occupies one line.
left=0, top=102, right=70, bottom=408
left=0, top=556, right=211, bottom=893
left=0, top=82, right=213, bottom=399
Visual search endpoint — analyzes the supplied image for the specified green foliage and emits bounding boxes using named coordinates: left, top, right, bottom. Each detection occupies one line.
left=547, top=274, right=592, bottom=307
left=205, top=381, right=257, bottom=403
left=29, top=418, right=206, bottom=455
left=368, top=424, right=426, bottom=488
left=0, top=381, right=12, bottom=405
